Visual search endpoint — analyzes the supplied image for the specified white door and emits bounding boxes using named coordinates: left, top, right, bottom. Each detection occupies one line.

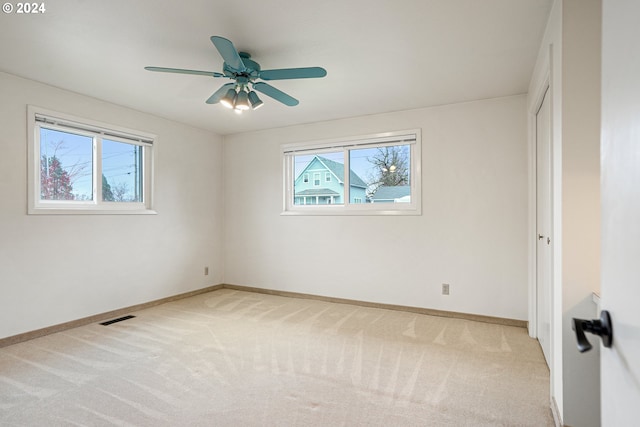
left=536, top=86, right=551, bottom=366
left=600, top=0, right=640, bottom=423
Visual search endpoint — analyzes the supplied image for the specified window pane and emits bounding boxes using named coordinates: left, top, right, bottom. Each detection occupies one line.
left=293, top=151, right=345, bottom=205
left=102, top=139, right=143, bottom=202
left=349, top=144, right=411, bottom=203
left=40, top=127, right=93, bottom=201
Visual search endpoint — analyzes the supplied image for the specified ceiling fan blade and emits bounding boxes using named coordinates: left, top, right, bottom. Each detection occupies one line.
left=210, top=36, right=246, bottom=72
left=253, top=82, right=299, bottom=106
left=206, top=83, right=235, bottom=104
left=145, top=66, right=224, bottom=78
left=259, top=67, right=327, bottom=80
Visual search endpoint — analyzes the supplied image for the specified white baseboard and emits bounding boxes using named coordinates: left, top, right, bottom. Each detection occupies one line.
left=551, top=396, right=564, bottom=427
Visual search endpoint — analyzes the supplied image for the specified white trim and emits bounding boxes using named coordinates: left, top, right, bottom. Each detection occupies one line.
left=551, top=395, right=563, bottom=427
left=528, top=43, right=552, bottom=339
left=529, top=39, right=564, bottom=420
left=282, top=129, right=417, bottom=154
left=27, top=105, right=157, bottom=215
left=33, top=106, right=155, bottom=144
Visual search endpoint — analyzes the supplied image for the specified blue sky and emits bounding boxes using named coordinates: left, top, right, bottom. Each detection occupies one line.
left=40, top=127, right=140, bottom=201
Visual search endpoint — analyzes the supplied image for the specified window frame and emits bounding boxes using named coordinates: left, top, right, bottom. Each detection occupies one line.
left=282, top=129, right=421, bottom=216
left=27, top=106, right=156, bottom=215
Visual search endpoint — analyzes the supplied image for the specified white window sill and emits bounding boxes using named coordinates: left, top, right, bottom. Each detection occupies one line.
left=28, top=207, right=157, bottom=215
left=281, top=206, right=421, bottom=216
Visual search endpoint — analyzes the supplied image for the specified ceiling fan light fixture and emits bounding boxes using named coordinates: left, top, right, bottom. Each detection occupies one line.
left=145, top=36, right=327, bottom=112
left=220, top=88, right=238, bottom=109
left=235, top=89, right=250, bottom=111
left=248, top=91, right=264, bottom=110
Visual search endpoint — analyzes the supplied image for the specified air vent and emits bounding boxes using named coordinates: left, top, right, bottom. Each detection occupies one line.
left=100, top=315, right=136, bottom=326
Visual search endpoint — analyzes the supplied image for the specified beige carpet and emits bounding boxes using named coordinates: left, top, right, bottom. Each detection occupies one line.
left=0, top=289, right=553, bottom=426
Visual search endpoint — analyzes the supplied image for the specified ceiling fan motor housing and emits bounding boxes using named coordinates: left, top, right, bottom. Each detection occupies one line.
left=223, top=52, right=261, bottom=80
left=145, top=36, right=325, bottom=108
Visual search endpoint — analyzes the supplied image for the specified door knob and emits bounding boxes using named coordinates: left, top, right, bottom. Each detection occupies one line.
left=572, top=310, right=613, bottom=352
left=538, top=234, right=544, bottom=240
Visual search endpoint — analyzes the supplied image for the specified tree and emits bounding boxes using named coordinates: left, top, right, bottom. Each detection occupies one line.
left=102, top=174, right=114, bottom=201
left=366, top=146, right=410, bottom=196
left=40, top=155, right=74, bottom=200
left=40, top=140, right=88, bottom=200
left=112, top=182, right=130, bottom=202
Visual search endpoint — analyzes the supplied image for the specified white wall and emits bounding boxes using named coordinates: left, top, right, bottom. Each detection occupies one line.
left=223, top=95, right=529, bottom=320
left=0, top=72, right=224, bottom=339
left=561, top=1, right=601, bottom=426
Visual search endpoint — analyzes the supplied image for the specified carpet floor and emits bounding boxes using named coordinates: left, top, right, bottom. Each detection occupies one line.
left=0, top=289, right=553, bottom=426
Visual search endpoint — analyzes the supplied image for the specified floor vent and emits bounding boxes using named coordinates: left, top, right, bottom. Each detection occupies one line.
left=100, top=315, right=136, bottom=326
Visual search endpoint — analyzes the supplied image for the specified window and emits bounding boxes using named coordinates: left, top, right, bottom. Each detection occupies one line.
left=28, top=106, right=156, bottom=214
left=282, top=130, right=421, bottom=215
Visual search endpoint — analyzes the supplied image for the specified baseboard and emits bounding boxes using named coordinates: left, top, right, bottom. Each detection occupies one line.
left=551, top=395, right=564, bottom=427
left=222, top=284, right=528, bottom=328
left=0, top=284, right=225, bottom=348
left=1, top=282, right=527, bottom=348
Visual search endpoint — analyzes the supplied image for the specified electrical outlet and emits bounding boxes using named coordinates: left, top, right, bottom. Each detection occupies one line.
left=204, top=266, right=209, bottom=276
left=442, top=283, right=450, bottom=295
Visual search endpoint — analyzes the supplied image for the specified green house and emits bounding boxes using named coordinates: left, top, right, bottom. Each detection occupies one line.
left=294, top=156, right=367, bottom=205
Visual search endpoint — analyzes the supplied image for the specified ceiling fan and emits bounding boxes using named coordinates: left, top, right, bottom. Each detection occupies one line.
left=145, top=36, right=327, bottom=113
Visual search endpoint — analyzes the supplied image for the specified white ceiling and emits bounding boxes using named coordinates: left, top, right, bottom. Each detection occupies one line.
left=0, top=0, right=552, bottom=135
